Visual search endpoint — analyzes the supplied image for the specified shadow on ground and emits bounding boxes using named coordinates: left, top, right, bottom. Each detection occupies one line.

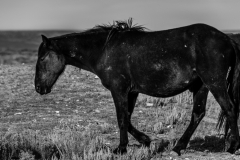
left=188, top=135, right=225, bottom=152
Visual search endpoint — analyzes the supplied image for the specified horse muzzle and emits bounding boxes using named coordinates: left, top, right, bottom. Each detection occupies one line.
left=35, top=85, right=51, bottom=95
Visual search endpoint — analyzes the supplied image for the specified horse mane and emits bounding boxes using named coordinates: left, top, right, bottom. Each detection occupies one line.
left=86, top=18, right=147, bottom=49
left=93, top=18, right=147, bottom=32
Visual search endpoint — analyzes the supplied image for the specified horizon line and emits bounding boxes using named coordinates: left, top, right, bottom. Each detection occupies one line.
left=1, top=28, right=240, bottom=30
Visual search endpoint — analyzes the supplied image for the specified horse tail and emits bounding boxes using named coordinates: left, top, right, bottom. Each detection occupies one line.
left=216, top=39, right=240, bottom=134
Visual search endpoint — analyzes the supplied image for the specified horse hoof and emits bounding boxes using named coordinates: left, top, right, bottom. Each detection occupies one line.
left=226, top=147, right=235, bottom=154
left=234, top=149, right=240, bottom=155
left=113, top=147, right=127, bottom=154
left=170, top=150, right=180, bottom=156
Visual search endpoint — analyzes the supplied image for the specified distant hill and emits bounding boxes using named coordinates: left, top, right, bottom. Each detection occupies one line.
left=223, top=30, right=240, bottom=34
left=0, top=30, right=79, bottom=51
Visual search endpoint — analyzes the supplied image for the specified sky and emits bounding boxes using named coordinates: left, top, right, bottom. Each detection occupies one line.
left=0, top=0, right=240, bottom=31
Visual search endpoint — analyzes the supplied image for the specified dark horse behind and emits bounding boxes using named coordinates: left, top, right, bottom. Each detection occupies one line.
left=35, top=19, right=240, bottom=155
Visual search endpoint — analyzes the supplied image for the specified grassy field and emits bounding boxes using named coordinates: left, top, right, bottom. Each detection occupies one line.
left=1, top=31, right=240, bottom=160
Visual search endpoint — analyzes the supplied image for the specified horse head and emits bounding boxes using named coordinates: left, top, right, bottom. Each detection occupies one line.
left=35, top=35, right=66, bottom=95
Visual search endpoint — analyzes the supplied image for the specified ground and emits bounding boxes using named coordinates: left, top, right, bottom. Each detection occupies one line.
left=0, top=31, right=240, bottom=160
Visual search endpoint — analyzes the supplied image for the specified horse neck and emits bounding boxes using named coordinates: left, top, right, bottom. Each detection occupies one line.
left=57, top=31, right=108, bottom=73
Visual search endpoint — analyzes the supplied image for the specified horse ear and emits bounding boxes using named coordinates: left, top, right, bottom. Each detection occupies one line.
left=41, top=35, right=50, bottom=46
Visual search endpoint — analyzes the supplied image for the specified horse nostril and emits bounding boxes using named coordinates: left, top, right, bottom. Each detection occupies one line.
left=44, top=88, right=47, bottom=94
left=35, top=84, right=41, bottom=92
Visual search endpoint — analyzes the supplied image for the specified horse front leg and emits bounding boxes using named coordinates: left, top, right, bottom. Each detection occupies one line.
left=128, top=92, right=151, bottom=147
left=111, top=90, right=130, bottom=154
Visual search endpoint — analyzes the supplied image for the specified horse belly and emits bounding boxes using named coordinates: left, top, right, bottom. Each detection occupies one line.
left=132, top=65, right=196, bottom=97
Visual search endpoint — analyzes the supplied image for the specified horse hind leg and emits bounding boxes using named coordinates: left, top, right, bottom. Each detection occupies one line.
left=198, top=60, right=239, bottom=153
left=127, top=92, right=151, bottom=146
left=172, top=82, right=209, bottom=155
left=207, top=84, right=239, bottom=153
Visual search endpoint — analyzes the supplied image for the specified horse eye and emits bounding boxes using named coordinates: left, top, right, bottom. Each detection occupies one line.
left=40, top=51, right=50, bottom=61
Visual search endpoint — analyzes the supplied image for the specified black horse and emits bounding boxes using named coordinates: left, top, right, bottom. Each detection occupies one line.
left=35, top=19, right=240, bottom=155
